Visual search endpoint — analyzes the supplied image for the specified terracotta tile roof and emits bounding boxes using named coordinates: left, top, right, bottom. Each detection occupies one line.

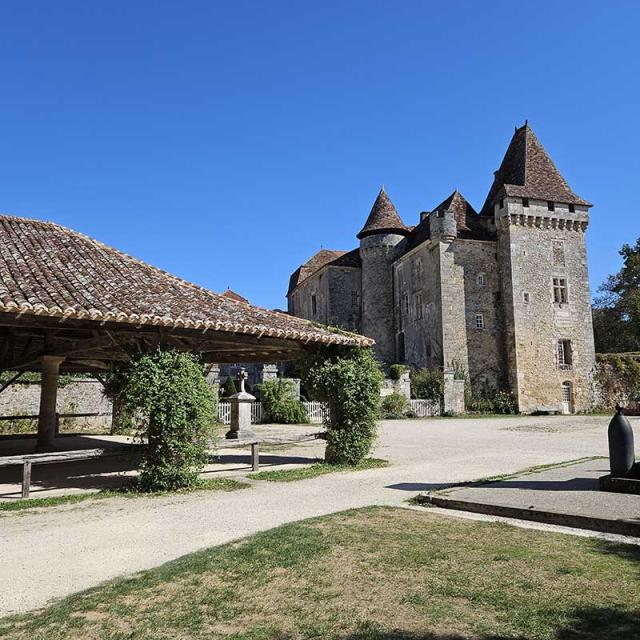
left=480, top=123, right=591, bottom=215
left=0, top=215, right=372, bottom=348
left=357, top=188, right=409, bottom=239
left=287, top=248, right=361, bottom=296
left=221, top=289, right=249, bottom=304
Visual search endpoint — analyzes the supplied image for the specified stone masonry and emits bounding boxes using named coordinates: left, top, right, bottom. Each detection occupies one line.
left=287, top=123, right=597, bottom=414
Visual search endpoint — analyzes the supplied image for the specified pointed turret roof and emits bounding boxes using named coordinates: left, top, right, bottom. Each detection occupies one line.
left=479, top=123, right=591, bottom=215
left=357, top=187, right=409, bottom=239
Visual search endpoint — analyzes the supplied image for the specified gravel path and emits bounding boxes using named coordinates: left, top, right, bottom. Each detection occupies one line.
left=0, top=414, right=634, bottom=616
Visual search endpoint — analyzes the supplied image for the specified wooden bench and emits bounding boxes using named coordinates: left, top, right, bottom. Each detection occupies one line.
left=0, top=445, right=143, bottom=499
left=0, top=433, right=322, bottom=499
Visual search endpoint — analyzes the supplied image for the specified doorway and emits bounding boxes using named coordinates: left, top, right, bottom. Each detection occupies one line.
left=561, top=381, right=573, bottom=414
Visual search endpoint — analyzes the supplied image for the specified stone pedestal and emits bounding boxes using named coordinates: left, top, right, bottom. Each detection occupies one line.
left=225, top=368, right=256, bottom=440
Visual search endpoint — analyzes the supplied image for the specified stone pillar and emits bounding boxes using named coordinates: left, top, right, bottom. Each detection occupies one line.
left=225, top=368, right=256, bottom=440
left=36, top=356, right=65, bottom=452
left=443, top=368, right=465, bottom=416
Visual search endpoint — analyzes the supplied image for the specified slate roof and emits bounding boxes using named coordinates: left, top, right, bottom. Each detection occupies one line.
left=0, top=215, right=372, bottom=347
left=357, top=188, right=409, bottom=239
left=406, top=190, right=495, bottom=250
left=480, top=123, right=591, bottom=215
left=287, top=248, right=361, bottom=296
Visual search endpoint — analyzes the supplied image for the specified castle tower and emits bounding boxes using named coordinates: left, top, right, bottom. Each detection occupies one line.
left=358, top=187, right=409, bottom=365
left=481, top=123, right=595, bottom=413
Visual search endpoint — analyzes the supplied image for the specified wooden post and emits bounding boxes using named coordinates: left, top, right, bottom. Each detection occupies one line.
left=251, top=442, right=260, bottom=471
left=36, top=356, right=65, bottom=452
left=22, top=460, right=32, bottom=499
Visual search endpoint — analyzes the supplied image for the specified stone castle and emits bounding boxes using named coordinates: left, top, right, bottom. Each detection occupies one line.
left=287, top=123, right=596, bottom=414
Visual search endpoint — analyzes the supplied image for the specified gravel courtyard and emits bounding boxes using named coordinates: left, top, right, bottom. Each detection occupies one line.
left=0, top=414, right=636, bottom=616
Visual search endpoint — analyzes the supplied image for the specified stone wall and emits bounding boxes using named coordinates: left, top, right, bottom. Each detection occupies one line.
left=496, top=198, right=596, bottom=413
left=0, top=379, right=112, bottom=430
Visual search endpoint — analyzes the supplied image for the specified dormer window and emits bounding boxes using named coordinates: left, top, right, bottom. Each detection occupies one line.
left=547, top=201, right=555, bottom=212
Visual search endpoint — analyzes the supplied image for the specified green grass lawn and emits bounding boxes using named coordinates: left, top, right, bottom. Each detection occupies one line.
left=1, top=507, right=638, bottom=639
left=250, top=457, right=388, bottom=481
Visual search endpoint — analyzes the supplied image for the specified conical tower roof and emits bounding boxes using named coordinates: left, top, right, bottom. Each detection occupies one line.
left=357, top=187, right=409, bottom=239
left=480, top=123, right=591, bottom=215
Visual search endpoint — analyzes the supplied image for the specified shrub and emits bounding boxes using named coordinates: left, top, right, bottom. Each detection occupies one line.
left=116, top=349, right=215, bottom=492
left=381, top=393, right=409, bottom=419
left=299, top=346, right=383, bottom=465
left=259, top=378, right=309, bottom=424
left=467, top=383, right=517, bottom=414
left=389, top=364, right=407, bottom=381
left=222, top=375, right=239, bottom=398
left=410, top=368, right=444, bottom=404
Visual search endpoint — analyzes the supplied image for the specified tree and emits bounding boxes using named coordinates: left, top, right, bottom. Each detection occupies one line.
left=593, top=237, right=640, bottom=353
left=222, top=375, right=239, bottom=398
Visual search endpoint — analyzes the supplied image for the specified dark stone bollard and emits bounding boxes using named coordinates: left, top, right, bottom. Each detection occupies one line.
left=608, top=404, right=635, bottom=477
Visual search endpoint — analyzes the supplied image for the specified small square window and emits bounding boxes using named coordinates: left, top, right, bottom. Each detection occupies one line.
left=522, top=197, right=529, bottom=208
left=569, top=203, right=575, bottom=213
left=547, top=201, right=555, bottom=212
left=523, top=292, right=530, bottom=304
left=475, top=313, right=485, bottom=329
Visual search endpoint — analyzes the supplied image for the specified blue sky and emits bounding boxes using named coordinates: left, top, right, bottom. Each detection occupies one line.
left=0, top=1, right=638, bottom=309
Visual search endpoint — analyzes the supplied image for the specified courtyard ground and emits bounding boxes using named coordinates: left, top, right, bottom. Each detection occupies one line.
left=0, top=414, right=638, bottom=617
left=1, top=507, right=639, bottom=639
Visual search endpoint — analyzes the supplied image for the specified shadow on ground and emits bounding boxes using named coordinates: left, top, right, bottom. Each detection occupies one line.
left=338, top=607, right=640, bottom=639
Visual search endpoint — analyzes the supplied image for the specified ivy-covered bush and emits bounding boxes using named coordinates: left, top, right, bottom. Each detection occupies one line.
left=595, top=353, right=640, bottom=409
left=389, top=364, right=408, bottom=381
left=410, top=368, right=444, bottom=404
left=259, top=378, right=309, bottom=424
left=299, top=346, right=383, bottom=465
left=114, top=349, right=215, bottom=491
left=381, top=392, right=410, bottom=419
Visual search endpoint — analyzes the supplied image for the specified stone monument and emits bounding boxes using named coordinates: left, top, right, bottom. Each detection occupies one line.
left=225, top=368, right=256, bottom=440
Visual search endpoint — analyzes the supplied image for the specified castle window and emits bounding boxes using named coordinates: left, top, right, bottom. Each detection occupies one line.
left=552, top=277, right=568, bottom=304
left=522, top=197, right=529, bottom=208
left=523, top=292, right=530, bottom=304
left=569, top=203, right=575, bottom=213
left=552, top=240, right=565, bottom=266
left=403, top=294, right=409, bottom=316
left=475, top=313, right=485, bottom=329
left=499, top=198, right=504, bottom=209
left=415, top=293, right=423, bottom=320
left=311, top=294, right=317, bottom=316
left=557, top=339, right=573, bottom=369
left=351, top=290, right=359, bottom=308
left=547, top=201, right=555, bottom=212
left=397, top=332, right=405, bottom=363
left=477, top=272, right=486, bottom=287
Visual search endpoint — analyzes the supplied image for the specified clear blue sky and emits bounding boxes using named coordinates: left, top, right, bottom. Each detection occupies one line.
left=1, top=1, right=638, bottom=309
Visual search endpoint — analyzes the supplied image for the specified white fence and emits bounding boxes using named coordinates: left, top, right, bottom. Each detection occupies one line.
left=409, top=399, right=440, bottom=417
left=218, top=401, right=327, bottom=425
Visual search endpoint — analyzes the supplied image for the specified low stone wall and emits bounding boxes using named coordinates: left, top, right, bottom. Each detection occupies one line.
left=0, top=379, right=112, bottom=431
